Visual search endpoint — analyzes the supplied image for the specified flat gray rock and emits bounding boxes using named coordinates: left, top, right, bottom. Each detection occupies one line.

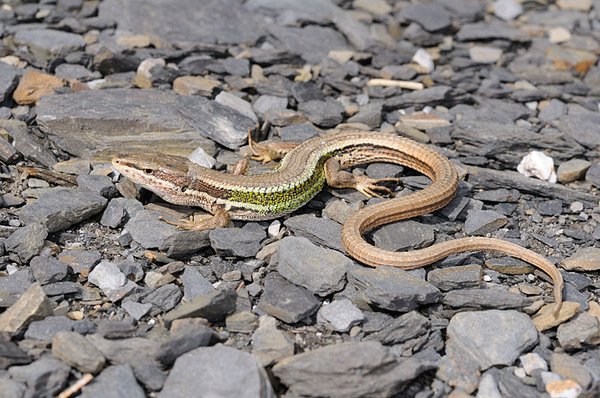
left=88, top=261, right=137, bottom=302
left=0, top=62, right=18, bottom=102
left=30, top=256, right=68, bottom=285
left=269, top=25, right=349, bottom=64
left=277, top=236, right=348, bottom=296
left=257, top=273, right=321, bottom=324
left=347, top=263, right=441, bottom=312
left=456, top=22, right=522, bottom=41
left=364, top=311, right=429, bottom=345
left=52, top=331, right=106, bottom=374
left=24, top=316, right=75, bottom=341
left=443, top=288, right=531, bottom=309
left=427, top=264, right=482, bottom=291
left=99, top=0, right=265, bottom=45
left=4, top=223, right=48, bottom=263
left=37, top=89, right=254, bottom=160
left=163, top=289, right=237, bottom=323
left=209, top=223, right=266, bottom=258
left=316, top=299, right=364, bottom=332
left=372, top=220, right=435, bottom=252
left=8, top=357, right=71, bottom=398
left=272, top=341, right=438, bottom=398
left=298, top=98, right=345, bottom=127
left=284, top=214, right=343, bottom=252
left=13, top=29, right=85, bottom=63
left=446, top=310, right=538, bottom=370
left=182, top=266, right=215, bottom=300
left=159, top=344, right=274, bottom=398
left=251, top=315, right=295, bottom=367
left=555, top=114, right=600, bottom=149
left=401, top=3, right=451, bottom=32
left=0, top=377, right=25, bottom=398
left=20, top=188, right=107, bottom=233
left=464, top=209, right=508, bottom=235
left=81, top=364, right=145, bottom=398
left=556, top=313, right=600, bottom=351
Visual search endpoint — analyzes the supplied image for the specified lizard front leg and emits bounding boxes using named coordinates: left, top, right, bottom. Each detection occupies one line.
left=324, top=157, right=402, bottom=198
left=160, top=204, right=231, bottom=231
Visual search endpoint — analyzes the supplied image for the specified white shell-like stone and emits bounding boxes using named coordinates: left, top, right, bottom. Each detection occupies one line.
left=412, top=49, right=434, bottom=73
left=517, top=151, right=557, bottom=183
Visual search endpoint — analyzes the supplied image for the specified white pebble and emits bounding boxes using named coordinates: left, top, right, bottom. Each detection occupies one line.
left=412, top=49, right=434, bottom=73
left=187, top=147, right=216, bottom=169
left=570, top=201, right=584, bottom=213
left=267, top=220, right=281, bottom=237
left=517, top=151, right=557, bottom=183
left=519, top=352, right=548, bottom=375
left=513, top=367, right=527, bottom=378
left=483, top=275, right=492, bottom=282
left=6, top=264, right=18, bottom=274
left=494, top=0, right=523, bottom=20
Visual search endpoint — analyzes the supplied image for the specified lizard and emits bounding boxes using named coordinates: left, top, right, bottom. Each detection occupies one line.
left=112, top=129, right=563, bottom=312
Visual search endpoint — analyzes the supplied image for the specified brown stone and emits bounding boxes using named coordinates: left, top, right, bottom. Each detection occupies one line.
left=12, top=70, right=65, bottom=105
left=173, top=76, right=220, bottom=96
left=532, top=301, right=580, bottom=332
left=561, top=247, right=600, bottom=271
left=0, top=283, right=53, bottom=334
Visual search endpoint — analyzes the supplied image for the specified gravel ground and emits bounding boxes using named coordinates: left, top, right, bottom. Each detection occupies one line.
left=1, top=0, right=600, bottom=397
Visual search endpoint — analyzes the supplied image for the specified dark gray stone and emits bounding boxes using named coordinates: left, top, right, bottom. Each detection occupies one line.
left=57, top=249, right=101, bottom=276
left=537, top=199, right=563, bottom=216
left=456, top=22, right=522, bottom=41
left=0, top=62, right=18, bottom=103
left=121, top=300, right=152, bottom=321
left=346, top=101, right=383, bottom=128
left=0, top=339, right=30, bottom=369
left=0, top=377, right=26, bottom=398
left=30, top=256, right=68, bottom=285
left=443, top=288, right=531, bottom=309
left=298, top=99, right=345, bottom=127
left=52, top=331, right=106, bottom=374
left=0, top=120, right=57, bottom=167
left=257, top=273, right=321, bottom=324
left=163, top=289, right=237, bottom=323
left=539, top=99, right=566, bottom=122
left=284, top=214, right=343, bottom=252
left=0, top=270, right=34, bottom=308
left=155, top=322, right=221, bottom=366
left=277, top=236, right=348, bottom=296
left=372, top=220, right=435, bottom=252
left=273, top=341, right=437, bottom=398
left=269, top=25, right=349, bottom=64
left=54, top=63, right=101, bottom=81
left=81, top=364, right=145, bottom=398
left=427, top=264, right=482, bottom=291
left=316, top=299, right=364, bottom=332
left=556, top=114, right=600, bottom=149
left=141, top=284, right=182, bottom=314
left=279, top=122, right=320, bottom=142
left=99, top=0, right=265, bottom=45
left=401, top=3, right=451, bottom=32
left=464, top=209, right=508, bottom=235
left=20, top=188, right=107, bottom=233
left=364, top=311, right=429, bottom=345
left=37, top=89, right=255, bottom=157
left=76, top=174, right=118, bottom=198
left=24, top=316, right=75, bottom=341
left=4, top=223, right=47, bottom=263
left=160, top=344, right=274, bottom=398
left=182, top=266, right=215, bottom=300
left=253, top=95, right=288, bottom=115
left=556, top=313, right=600, bottom=351
left=385, top=86, right=452, bottom=109
left=347, top=263, right=441, bottom=312
left=585, top=164, right=600, bottom=188
left=209, top=223, right=265, bottom=258
left=13, top=29, right=85, bottom=63
left=8, top=357, right=71, bottom=398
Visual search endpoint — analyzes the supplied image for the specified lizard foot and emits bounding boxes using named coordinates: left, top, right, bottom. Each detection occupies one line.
left=354, top=176, right=403, bottom=198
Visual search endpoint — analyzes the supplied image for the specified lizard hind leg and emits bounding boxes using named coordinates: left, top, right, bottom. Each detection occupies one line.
left=247, top=130, right=300, bottom=163
left=324, top=157, right=402, bottom=198
left=159, top=205, right=231, bottom=231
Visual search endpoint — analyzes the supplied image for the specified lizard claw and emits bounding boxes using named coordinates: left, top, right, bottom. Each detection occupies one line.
left=354, top=176, right=402, bottom=199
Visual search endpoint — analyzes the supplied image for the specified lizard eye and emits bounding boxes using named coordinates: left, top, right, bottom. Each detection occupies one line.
left=181, top=186, right=188, bottom=192
left=144, top=169, right=153, bottom=174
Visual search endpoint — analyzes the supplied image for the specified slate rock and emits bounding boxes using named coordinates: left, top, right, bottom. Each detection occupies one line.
left=141, top=283, right=182, bottom=314
left=284, top=214, right=343, bottom=252
left=273, top=341, right=437, bottom=398
left=269, top=25, right=349, bottom=64
left=159, top=344, right=274, bottom=398
left=0, top=62, right=18, bottom=102
left=585, top=163, right=600, bottom=188
left=4, top=223, right=47, bottom=263
left=30, top=255, right=68, bottom=285
left=24, top=316, right=75, bottom=341
left=251, top=315, right=294, bottom=367
left=298, top=98, right=345, bottom=127
left=57, top=249, right=101, bottom=276
left=464, top=209, right=508, bottom=235
left=427, top=264, right=482, bottom=291
left=209, top=223, right=265, bottom=258
left=364, top=311, right=430, bottom=346
left=372, top=220, right=435, bottom=252
left=401, top=3, right=451, bottom=32
left=20, top=188, right=107, bottom=233
left=257, top=273, right=321, bottom=324
left=317, top=299, right=364, bottom=332
left=277, top=236, right=348, bottom=296
left=100, top=197, right=144, bottom=228
left=8, top=357, right=71, bottom=398
left=443, top=288, right=531, bottom=309
left=80, top=364, right=145, bottom=398
left=456, top=22, right=521, bottom=41
left=0, top=377, right=26, bottom=398
left=121, top=300, right=152, bottom=321
left=13, top=29, right=85, bottom=63
left=347, top=263, right=441, bottom=312
left=163, top=288, right=237, bottom=323
left=226, top=311, right=259, bottom=333
left=87, top=261, right=137, bottom=302
left=99, top=0, right=265, bottom=45
left=561, top=247, right=600, bottom=271
left=0, top=283, right=53, bottom=334
left=550, top=353, right=592, bottom=390
left=385, top=86, right=452, bottom=109
left=52, top=331, right=106, bottom=373
left=253, top=95, right=288, bottom=115
left=556, top=313, right=600, bottom=351
left=446, top=310, right=538, bottom=369
left=539, top=99, right=566, bottom=122
left=556, top=114, right=600, bottom=149
left=214, top=91, right=258, bottom=122
left=37, top=89, right=254, bottom=158
left=155, top=321, right=221, bottom=366
left=76, top=174, right=118, bottom=198
left=182, top=266, right=215, bottom=300
left=54, top=63, right=101, bottom=81
left=0, top=339, right=30, bottom=369
left=537, top=199, right=563, bottom=216
left=279, top=122, right=320, bottom=142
